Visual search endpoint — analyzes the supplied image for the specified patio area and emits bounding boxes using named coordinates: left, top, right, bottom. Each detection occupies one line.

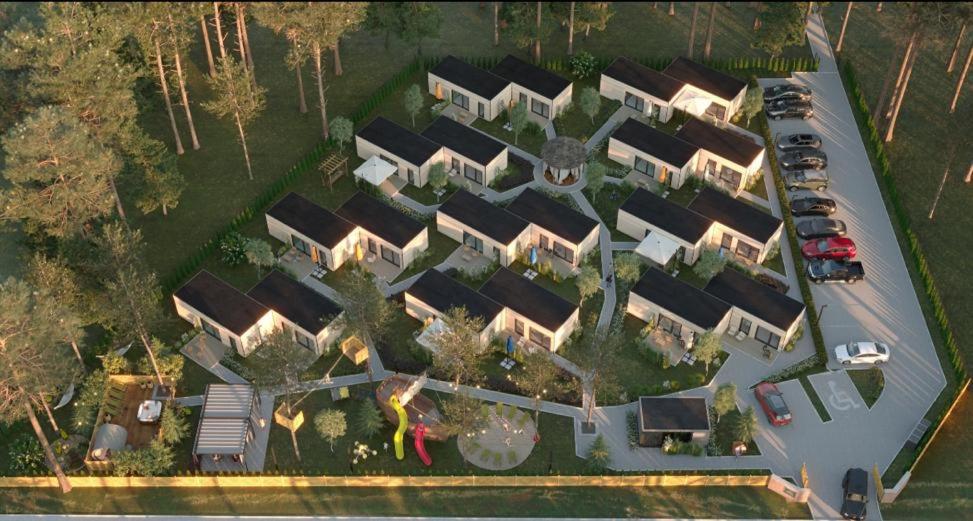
left=443, top=244, right=496, bottom=278
left=721, top=332, right=781, bottom=366
left=439, top=103, right=478, bottom=125
left=359, top=253, right=405, bottom=283
left=277, top=249, right=317, bottom=281
left=530, top=248, right=581, bottom=279
left=644, top=328, right=692, bottom=366
left=379, top=175, right=408, bottom=197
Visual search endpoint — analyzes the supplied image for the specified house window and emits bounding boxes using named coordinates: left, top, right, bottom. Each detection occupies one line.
left=452, top=90, right=470, bottom=110
left=705, top=102, right=727, bottom=121
left=705, top=159, right=717, bottom=176
left=228, top=336, right=237, bottom=352
left=451, top=157, right=461, bottom=173
left=295, top=331, right=314, bottom=351
left=657, top=314, right=683, bottom=338
left=463, top=231, right=484, bottom=253
left=634, top=156, right=655, bottom=177
left=755, top=326, right=781, bottom=349
left=201, top=320, right=220, bottom=340
left=464, top=164, right=484, bottom=184
left=739, top=318, right=752, bottom=335
left=553, top=241, right=574, bottom=264
left=514, top=318, right=525, bottom=335
left=379, top=154, right=398, bottom=168
left=367, top=238, right=377, bottom=254
left=531, top=98, right=550, bottom=118
left=519, top=92, right=528, bottom=105
left=529, top=329, right=552, bottom=350
left=291, top=235, right=310, bottom=256
left=718, top=166, right=743, bottom=188
left=478, top=102, right=485, bottom=118
left=735, top=241, right=759, bottom=262
left=624, top=92, right=645, bottom=112
left=380, top=245, right=401, bottom=267
left=720, top=233, right=733, bottom=252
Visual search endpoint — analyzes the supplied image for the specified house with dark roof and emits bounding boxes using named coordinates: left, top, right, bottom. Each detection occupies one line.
left=664, top=57, right=748, bottom=122
left=491, top=54, right=572, bottom=120
left=627, top=267, right=732, bottom=346
left=608, top=118, right=701, bottom=189
left=422, top=116, right=509, bottom=187
left=172, top=271, right=274, bottom=356
left=689, top=187, right=784, bottom=264
left=265, top=192, right=359, bottom=271
left=427, top=55, right=512, bottom=121
left=336, top=192, right=429, bottom=270
left=404, top=269, right=504, bottom=346
left=676, top=118, right=765, bottom=194
left=599, top=57, right=687, bottom=122
left=637, top=396, right=710, bottom=447
left=355, top=117, right=444, bottom=188
left=479, top=268, right=579, bottom=352
left=506, top=188, right=599, bottom=267
left=617, top=188, right=716, bottom=265
left=247, top=270, right=344, bottom=355
left=704, top=269, right=806, bottom=351
left=436, top=189, right=530, bottom=267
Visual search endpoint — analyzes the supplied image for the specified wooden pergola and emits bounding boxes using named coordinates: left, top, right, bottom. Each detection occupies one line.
left=319, top=153, right=348, bottom=190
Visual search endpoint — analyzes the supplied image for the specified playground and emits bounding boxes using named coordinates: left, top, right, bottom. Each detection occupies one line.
left=457, top=404, right=538, bottom=471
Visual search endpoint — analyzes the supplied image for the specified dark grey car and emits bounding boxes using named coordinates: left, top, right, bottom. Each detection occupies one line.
left=797, top=218, right=847, bottom=240
left=780, top=149, right=828, bottom=170
left=764, top=84, right=812, bottom=103
left=778, top=133, right=822, bottom=151
left=791, top=196, right=837, bottom=216
left=785, top=169, right=829, bottom=191
left=766, top=99, right=813, bottom=120
left=841, top=468, right=868, bottom=520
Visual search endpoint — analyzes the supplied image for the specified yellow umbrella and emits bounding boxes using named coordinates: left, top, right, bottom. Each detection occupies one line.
left=355, top=242, right=364, bottom=262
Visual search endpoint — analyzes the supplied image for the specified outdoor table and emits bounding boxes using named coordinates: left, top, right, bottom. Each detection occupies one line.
left=137, top=400, right=162, bottom=424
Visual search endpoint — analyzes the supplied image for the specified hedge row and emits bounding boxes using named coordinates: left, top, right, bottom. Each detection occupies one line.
left=161, top=58, right=425, bottom=294
left=430, top=54, right=819, bottom=75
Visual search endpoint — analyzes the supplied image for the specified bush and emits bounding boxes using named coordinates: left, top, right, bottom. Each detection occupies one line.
left=220, top=232, right=248, bottom=267
left=626, top=410, right=639, bottom=450
left=662, top=435, right=703, bottom=456
left=8, top=434, right=45, bottom=474
left=570, top=51, right=597, bottom=79
left=525, top=120, right=544, bottom=136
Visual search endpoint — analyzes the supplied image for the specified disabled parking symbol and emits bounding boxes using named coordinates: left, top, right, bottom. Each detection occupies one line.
left=827, top=380, right=861, bottom=411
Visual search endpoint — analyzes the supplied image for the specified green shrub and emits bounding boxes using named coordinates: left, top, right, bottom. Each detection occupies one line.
left=219, top=232, right=248, bottom=267
left=569, top=51, right=598, bottom=78
left=8, top=434, right=45, bottom=473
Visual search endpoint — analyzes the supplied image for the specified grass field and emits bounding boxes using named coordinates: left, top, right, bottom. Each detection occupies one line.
left=847, top=367, right=885, bottom=408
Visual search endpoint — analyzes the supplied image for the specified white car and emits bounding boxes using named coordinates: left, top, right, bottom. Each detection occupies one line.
left=834, top=341, right=891, bottom=365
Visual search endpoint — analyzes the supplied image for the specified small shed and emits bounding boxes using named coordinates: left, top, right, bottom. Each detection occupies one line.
left=193, top=384, right=260, bottom=471
left=541, top=136, right=586, bottom=185
left=637, top=396, right=710, bottom=447
left=340, top=335, right=370, bottom=365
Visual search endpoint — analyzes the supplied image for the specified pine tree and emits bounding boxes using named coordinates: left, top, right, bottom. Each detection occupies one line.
left=203, top=56, right=266, bottom=180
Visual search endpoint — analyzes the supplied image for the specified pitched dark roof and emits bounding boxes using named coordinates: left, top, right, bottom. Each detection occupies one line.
left=406, top=269, right=503, bottom=327
left=266, top=192, right=357, bottom=249
left=619, top=188, right=714, bottom=244
left=506, top=188, right=598, bottom=245
left=479, top=268, right=578, bottom=332
left=356, top=116, right=441, bottom=167
left=631, top=268, right=731, bottom=330
left=421, top=116, right=507, bottom=166
left=610, top=118, right=700, bottom=168
left=336, top=192, right=425, bottom=249
left=663, top=57, right=747, bottom=101
left=675, top=118, right=764, bottom=167
left=602, top=57, right=686, bottom=101
left=688, top=187, right=783, bottom=243
left=174, top=271, right=268, bottom=336
left=430, top=55, right=510, bottom=100
left=438, top=189, right=529, bottom=245
left=704, top=269, right=806, bottom=331
left=491, top=54, right=571, bottom=100
left=639, top=396, right=710, bottom=432
left=247, top=270, right=342, bottom=335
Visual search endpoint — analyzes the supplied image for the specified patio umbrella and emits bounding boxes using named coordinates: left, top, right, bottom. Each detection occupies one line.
left=529, top=246, right=537, bottom=266
left=355, top=242, right=364, bottom=261
left=506, top=336, right=514, bottom=355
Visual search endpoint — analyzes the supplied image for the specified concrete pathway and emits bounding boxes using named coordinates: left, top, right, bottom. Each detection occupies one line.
left=583, top=105, right=631, bottom=152
left=174, top=395, right=204, bottom=407
left=543, top=120, right=556, bottom=140
left=179, top=335, right=249, bottom=385
left=611, top=241, right=639, bottom=251
left=390, top=192, right=438, bottom=216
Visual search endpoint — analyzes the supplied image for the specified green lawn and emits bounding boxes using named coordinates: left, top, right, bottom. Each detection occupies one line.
left=847, top=367, right=885, bottom=409
left=472, top=115, right=547, bottom=157
left=508, top=261, right=579, bottom=304
left=399, top=183, right=457, bottom=205
left=674, top=263, right=711, bottom=289
left=391, top=228, right=458, bottom=284
left=761, top=252, right=787, bottom=276
left=553, top=76, right=622, bottom=141
left=585, top=183, right=635, bottom=242
left=798, top=376, right=832, bottom=423
left=715, top=408, right=761, bottom=456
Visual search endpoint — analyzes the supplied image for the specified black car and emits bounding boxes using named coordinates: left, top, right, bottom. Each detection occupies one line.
left=796, top=218, right=847, bottom=240
left=777, top=133, right=822, bottom=151
left=780, top=149, right=828, bottom=170
left=790, top=196, right=837, bottom=217
left=763, top=84, right=812, bottom=103
left=841, top=468, right=868, bottom=520
left=766, top=99, right=813, bottom=120
left=807, top=260, right=865, bottom=284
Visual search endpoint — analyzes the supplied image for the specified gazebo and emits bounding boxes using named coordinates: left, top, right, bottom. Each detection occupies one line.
left=541, top=136, right=586, bottom=185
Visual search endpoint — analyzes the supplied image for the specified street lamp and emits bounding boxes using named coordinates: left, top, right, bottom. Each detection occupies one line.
left=814, top=304, right=828, bottom=326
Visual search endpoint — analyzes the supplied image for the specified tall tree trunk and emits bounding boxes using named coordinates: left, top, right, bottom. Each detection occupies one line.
left=285, top=400, right=302, bottom=461
left=295, top=60, right=308, bottom=114
left=24, top=400, right=71, bottom=493
left=108, top=176, right=126, bottom=220
left=947, top=23, right=967, bottom=73
left=313, top=43, right=330, bottom=139
left=533, top=1, right=542, bottom=64
left=36, top=394, right=60, bottom=432
left=234, top=6, right=257, bottom=93
left=950, top=39, right=973, bottom=114
left=493, top=2, right=500, bottom=46
left=886, top=32, right=917, bottom=121
left=584, top=386, right=596, bottom=425
left=138, top=329, right=167, bottom=388
left=836, top=2, right=853, bottom=53
left=239, top=4, right=255, bottom=72
left=200, top=15, right=217, bottom=77
left=154, top=37, right=184, bottom=155
left=668, top=2, right=675, bottom=16
left=653, top=2, right=658, bottom=9
left=805, top=2, right=813, bottom=20
left=162, top=203, right=169, bottom=217
left=213, top=2, right=227, bottom=60
left=170, top=14, right=200, bottom=151
left=234, top=111, right=254, bottom=180
left=688, top=3, right=700, bottom=59
left=332, top=40, right=343, bottom=77
left=567, top=2, right=575, bottom=56
left=69, top=334, right=84, bottom=367
left=885, top=46, right=919, bottom=143
left=704, top=3, right=717, bottom=60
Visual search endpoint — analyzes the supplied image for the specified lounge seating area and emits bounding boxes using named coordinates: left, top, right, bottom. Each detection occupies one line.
left=84, top=375, right=168, bottom=472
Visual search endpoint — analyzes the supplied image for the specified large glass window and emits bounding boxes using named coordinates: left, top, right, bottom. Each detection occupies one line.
left=657, top=314, right=683, bottom=338
left=739, top=317, right=752, bottom=335
left=718, top=166, right=743, bottom=188
left=367, top=238, right=377, bottom=254
left=464, top=164, right=484, bottom=184
left=735, top=241, right=759, bottom=262
left=529, top=329, right=552, bottom=350
left=514, top=318, right=525, bottom=336
left=201, top=320, right=220, bottom=340
left=295, top=331, right=314, bottom=351
left=463, top=231, right=484, bottom=253
left=553, top=241, right=574, bottom=264
left=519, top=93, right=528, bottom=105
left=531, top=99, right=550, bottom=118
left=379, top=154, right=398, bottom=168
left=705, top=102, right=728, bottom=121
left=755, top=326, right=781, bottom=349
left=380, top=245, right=401, bottom=267
left=291, top=235, right=310, bottom=256
left=451, top=157, right=461, bottom=173
left=634, top=156, right=655, bottom=178
left=452, top=90, right=469, bottom=110
left=624, top=92, right=645, bottom=112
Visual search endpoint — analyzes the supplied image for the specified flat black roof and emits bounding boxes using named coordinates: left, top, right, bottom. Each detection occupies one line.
left=356, top=116, right=442, bottom=167
left=602, top=57, right=686, bottom=101
left=688, top=187, right=782, bottom=243
left=174, top=271, right=268, bottom=336
left=506, top=188, right=598, bottom=245
left=639, top=396, right=710, bottom=432
left=421, top=116, right=507, bottom=166
left=266, top=192, right=357, bottom=249
left=247, top=270, right=342, bottom=335
left=663, top=57, right=747, bottom=101
left=675, top=118, right=764, bottom=167
left=438, top=189, right=529, bottom=245
left=619, top=188, right=714, bottom=244
left=430, top=55, right=510, bottom=100
left=491, top=54, right=571, bottom=100
left=631, top=267, right=731, bottom=330
left=704, top=269, right=806, bottom=331
left=406, top=269, right=503, bottom=327
left=611, top=118, right=700, bottom=168
left=336, top=192, right=425, bottom=249
left=479, top=268, right=577, bottom=332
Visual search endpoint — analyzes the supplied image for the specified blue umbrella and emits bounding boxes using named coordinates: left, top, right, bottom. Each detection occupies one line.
left=529, top=246, right=538, bottom=266
left=506, top=336, right=514, bottom=354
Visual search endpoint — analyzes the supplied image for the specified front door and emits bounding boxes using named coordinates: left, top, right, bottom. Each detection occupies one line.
left=539, top=235, right=550, bottom=251
left=367, top=238, right=377, bottom=254
left=407, top=168, right=415, bottom=185
left=720, top=233, right=733, bottom=253
left=201, top=320, right=220, bottom=340
left=451, top=157, right=461, bottom=173
left=292, top=235, right=310, bottom=256
left=380, top=245, right=401, bottom=267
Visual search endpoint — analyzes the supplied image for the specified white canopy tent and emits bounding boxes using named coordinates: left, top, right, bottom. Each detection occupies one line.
left=635, top=232, right=680, bottom=266
left=673, top=90, right=715, bottom=118
left=415, top=318, right=447, bottom=353
left=354, top=155, right=397, bottom=186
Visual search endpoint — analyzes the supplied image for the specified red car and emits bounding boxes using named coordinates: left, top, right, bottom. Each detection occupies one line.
left=801, top=236, right=857, bottom=260
left=754, top=382, right=792, bottom=427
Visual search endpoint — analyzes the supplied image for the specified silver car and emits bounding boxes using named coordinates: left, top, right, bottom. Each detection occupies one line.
left=785, top=169, right=829, bottom=191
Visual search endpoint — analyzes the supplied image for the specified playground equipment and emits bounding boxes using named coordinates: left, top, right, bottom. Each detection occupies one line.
left=376, top=374, right=448, bottom=462
left=414, top=423, right=432, bottom=466
left=390, top=395, right=408, bottom=460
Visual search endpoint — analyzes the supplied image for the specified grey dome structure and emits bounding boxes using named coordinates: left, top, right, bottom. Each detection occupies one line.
left=541, top=136, right=586, bottom=185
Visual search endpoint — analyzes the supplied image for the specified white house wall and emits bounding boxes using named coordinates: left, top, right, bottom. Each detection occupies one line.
left=354, top=136, right=446, bottom=188
left=725, top=306, right=805, bottom=350
left=436, top=211, right=526, bottom=266
left=510, top=83, right=573, bottom=120
left=693, top=145, right=764, bottom=193
left=443, top=146, right=508, bottom=189
left=427, top=73, right=511, bottom=121
left=616, top=208, right=710, bottom=264
left=626, top=291, right=731, bottom=339
left=527, top=223, right=598, bottom=268
left=173, top=298, right=274, bottom=357
left=705, top=221, right=783, bottom=264
left=404, top=293, right=503, bottom=347
left=607, top=137, right=699, bottom=189
left=599, top=75, right=676, bottom=122
left=265, top=214, right=358, bottom=271
left=357, top=226, right=429, bottom=270
left=500, top=307, right=579, bottom=353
